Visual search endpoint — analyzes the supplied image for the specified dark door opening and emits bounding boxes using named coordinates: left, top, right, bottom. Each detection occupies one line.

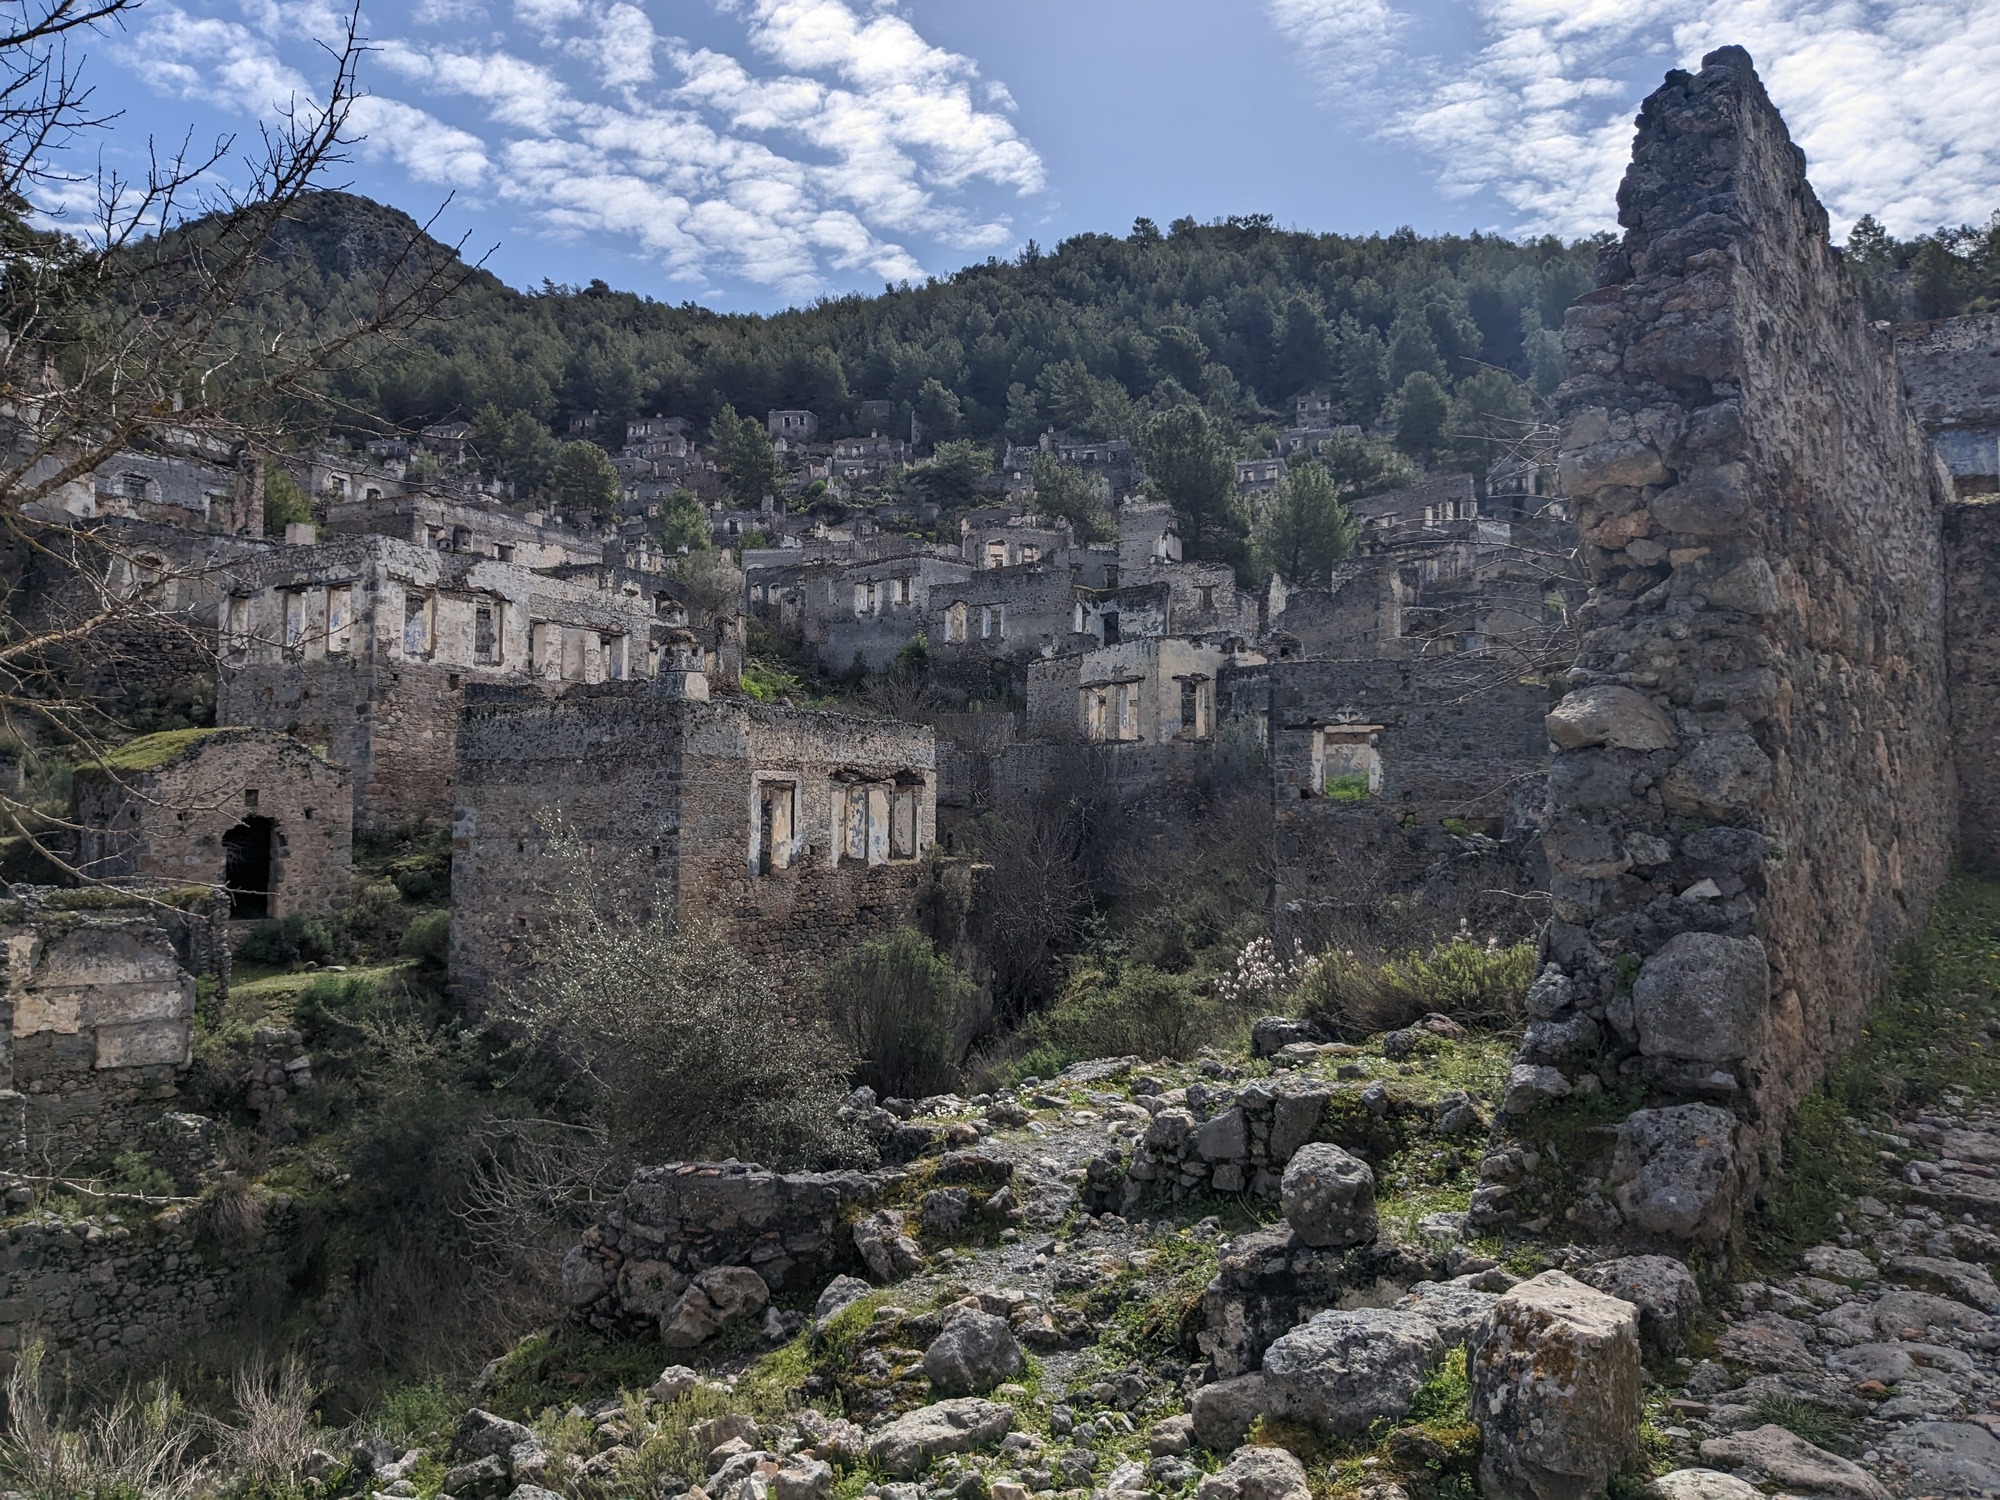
left=223, top=815, right=275, bottom=919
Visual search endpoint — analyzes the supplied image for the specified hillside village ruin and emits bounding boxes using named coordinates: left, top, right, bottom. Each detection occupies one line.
left=5, top=42, right=2000, bottom=1500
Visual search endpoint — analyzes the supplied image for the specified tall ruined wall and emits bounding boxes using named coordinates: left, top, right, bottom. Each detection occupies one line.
left=1491, top=47, right=1954, bottom=1240
left=1945, top=501, right=2000, bottom=871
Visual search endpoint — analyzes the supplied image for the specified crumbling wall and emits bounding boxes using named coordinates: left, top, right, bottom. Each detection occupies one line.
left=1489, top=47, right=1954, bottom=1240
left=1945, top=501, right=2000, bottom=871
left=1895, top=314, right=2000, bottom=495
left=1269, top=657, right=1550, bottom=954
left=1, top=908, right=196, bottom=1171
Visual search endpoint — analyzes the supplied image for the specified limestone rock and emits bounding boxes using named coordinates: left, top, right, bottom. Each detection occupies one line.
left=813, top=1275, right=873, bottom=1325
left=661, top=1266, right=770, bottom=1349
left=650, top=1365, right=701, bottom=1403
left=773, top=1458, right=835, bottom=1500
left=617, top=1257, right=692, bottom=1320
left=560, top=1244, right=614, bottom=1308
left=1279, top=1142, right=1377, bottom=1248
left=1261, top=1308, right=1443, bottom=1437
left=1630, top=933, right=1770, bottom=1066
left=1546, top=685, right=1677, bottom=752
left=1192, top=1445, right=1311, bottom=1500
left=1148, top=1414, right=1194, bottom=1456
left=456, top=1409, right=541, bottom=1463
left=868, top=1398, right=1015, bottom=1478
left=1251, top=1017, right=1326, bottom=1057
left=1471, top=1270, right=1642, bottom=1500
left=853, top=1209, right=923, bottom=1283
left=1877, top=1421, right=2000, bottom=1497
left=922, top=1307, right=1025, bottom=1395
left=1697, top=1425, right=1888, bottom=1500
left=1643, top=1469, right=1763, bottom=1500
left=1607, top=1105, right=1740, bottom=1241
left=1395, top=1278, right=1500, bottom=1348
left=1577, top=1255, right=1701, bottom=1361
left=1189, top=1373, right=1272, bottom=1450
left=1501, top=1063, right=1571, bottom=1115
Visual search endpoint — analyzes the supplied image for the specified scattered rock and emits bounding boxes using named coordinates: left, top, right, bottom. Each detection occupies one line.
left=1395, top=1278, right=1499, bottom=1347
left=1190, top=1373, right=1272, bottom=1450
left=812, top=1275, right=873, bottom=1325
left=1501, top=1063, right=1571, bottom=1115
left=1472, top=1271, right=1642, bottom=1500
left=1192, top=1444, right=1311, bottom=1500
left=1279, top=1143, right=1377, bottom=1248
left=1261, top=1308, right=1443, bottom=1437
left=662, top=1266, right=771, bottom=1349
left=1643, top=1470, right=1764, bottom=1500
left=868, top=1398, right=1015, bottom=1478
left=650, top=1365, right=701, bottom=1403
left=772, top=1458, right=835, bottom=1500
left=1148, top=1414, right=1194, bottom=1456
left=1251, top=1017, right=1326, bottom=1058
left=1607, top=1104, right=1740, bottom=1241
left=1697, top=1425, right=1889, bottom=1500
left=1877, top=1420, right=2000, bottom=1497
left=922, top=1306, right=1025, bottom=1395
left=853, top=1210, right=924, bottom=1283
left=1577, top=1255, right=1701, bottom=1361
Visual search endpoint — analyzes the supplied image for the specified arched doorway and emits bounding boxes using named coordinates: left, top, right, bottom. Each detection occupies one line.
left=223, top=816, right=276, bottom=918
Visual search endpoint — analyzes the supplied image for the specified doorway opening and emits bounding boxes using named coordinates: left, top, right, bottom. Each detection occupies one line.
left=223, top=816, right=275, bottom=918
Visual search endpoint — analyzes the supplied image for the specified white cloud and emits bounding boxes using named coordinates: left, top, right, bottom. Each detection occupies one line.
left=106, top=0, right=1044, bottom=298
left=1271, top=0, right=2000, bottom=240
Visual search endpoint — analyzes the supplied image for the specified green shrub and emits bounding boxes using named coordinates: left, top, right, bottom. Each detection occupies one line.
left=1297, top=936, right=1536, bottom=1038
left=399, top=910, right=452, bottom=969
left=1324, top=772, right=1372, bottom=802
left=1013, top=961, right=1249, bottom=1074
left=822, top=927, right=982, bottom=1099
left=236, top=915, right=337, bottom=967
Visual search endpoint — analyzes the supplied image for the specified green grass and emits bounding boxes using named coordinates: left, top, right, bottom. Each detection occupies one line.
left=1747, top=1394, right=1860, bottom=1457
left=80, top=726, right=224, bottom=773
left=1747, top=873, right=2000, bottom=1268
left=1324, top=773, right=1373, bottom=803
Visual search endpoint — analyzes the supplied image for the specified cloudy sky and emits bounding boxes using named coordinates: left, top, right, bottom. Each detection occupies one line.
left=58, top=0, right=2000, bottom=312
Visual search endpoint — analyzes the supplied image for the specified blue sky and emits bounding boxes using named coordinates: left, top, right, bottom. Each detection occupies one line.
left=51, top=0, right=2000, bottom=313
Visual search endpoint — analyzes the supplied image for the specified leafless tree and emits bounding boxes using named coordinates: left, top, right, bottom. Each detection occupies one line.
left=0, top=0, right=475, bottom=881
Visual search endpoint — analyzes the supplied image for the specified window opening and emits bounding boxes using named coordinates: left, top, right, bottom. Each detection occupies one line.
left=759, top=782, right=796, bottom=873
left=402, top=590, right=432, bottom=655
left=474, top=604, right=497, bottom=664
left=327, top=587, right=352, bottom=653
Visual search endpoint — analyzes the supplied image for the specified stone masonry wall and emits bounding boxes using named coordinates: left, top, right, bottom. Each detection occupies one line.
left=1945, top=501, right=2000, bottom=871
left=1485, top=48, right=1955, bottom=1240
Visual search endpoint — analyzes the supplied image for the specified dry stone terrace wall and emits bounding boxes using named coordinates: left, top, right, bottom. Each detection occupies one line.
left=1486, top=47, right=1954, bottom=1238
left=1945, top=501, right=2000, bottom=873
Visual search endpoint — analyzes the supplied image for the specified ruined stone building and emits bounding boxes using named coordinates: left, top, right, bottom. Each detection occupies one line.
left=1895, top=313, right=2000, bottom=496
left=1026, top=637, right=1251, bottom=746
left=321, top=491, right=606, bottom=570
left=215, top=534, right=671, bottom=833
left=1455, top=46, right=1994, bottom=1245
left=767, top=409, right=819, bottom=442
left=71, top=728, right=353, bottom=920
left=448, top=678, right=939, bottom=1002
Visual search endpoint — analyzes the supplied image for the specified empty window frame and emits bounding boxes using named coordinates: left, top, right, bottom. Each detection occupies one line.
left=758, top=781, right=797, bottom=873
left=326, top=586, right=353, bottom=653
left=473, top=603, right=498, bottom=664
left=283, top=589, right=310, bottom=651
left=1315, top=728, right=1383, bottom=800
left=401, top=589, right=433, bottom=655
left=945, top=601, right=968, bottom=644
left=1178, top=677, right=1213, bottom=738
left=980, top=603, right=1004, bottom=640
left=1084, top=687, right=1109, bottom=741
left=891, top=785, right=919, bottom=859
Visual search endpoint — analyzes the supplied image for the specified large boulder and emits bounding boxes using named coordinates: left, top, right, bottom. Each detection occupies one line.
left=661, top=1266, right=770, bottom=1349
left=1395, top=1278, right=1501, bottom=1347
left=1607, top=1105, right=1741, bottom=1241
left=1644, top=1472, right=1763, bottom=1500
left=1471, top=1271, right=1642, bottom=1500
left=1279, top=1143, right=1377, bottom=1248
left=1630, top=933, right=1770, bottom=1067
left=1577, top=1255, right=1702, bottom=1362
left=868, top=1398, right=1014, bottom=1478
left=1260, top=1309, right=1443, bottom=1438
left=1192, top=1445, right=1311, bottom=1500
left=1697, top=1426, right=1889, bottom=1500
left=1252, top=1017, right=1326, bottom=1058
left=1189, top=1373, right=1272, bottom=1451
left=922, top=1306, right=1025, bottom=1395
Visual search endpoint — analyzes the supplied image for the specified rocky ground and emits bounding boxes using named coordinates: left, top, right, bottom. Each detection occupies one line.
left=320, top=1018, right=2000, bottom=1500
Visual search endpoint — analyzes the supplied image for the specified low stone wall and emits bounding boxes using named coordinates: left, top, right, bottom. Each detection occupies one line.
left=565, top=1160, right=897, bottom=1334
left=0, top=1207, right=266, bottom=1370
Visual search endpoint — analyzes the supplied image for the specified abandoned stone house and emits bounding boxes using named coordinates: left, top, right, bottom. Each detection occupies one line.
left=214, top=534, right=671, bottom=833
left=289, top=450, right=409, bottom=506
left=321, top=491, right=605, bottom=570
left=961, top=517, right=1072, bottom=570
left=6, top=421, right=265, bottom=537
left=831, top=433, right=910, bottom=483
left=448, top=680, right=939, bottom=1001
left=766, top=409, right=819, bottom=442
left=1236, top=456, right=1287, bottom=494
left=1349, top=474, right=1482, bottom=542
left=1294, top=391, right=1335, bottom=428
left=1895, top=313, right=2000, bottom=496
left=71, top=728, right=353, bottom=921
left=1026, top=636, right=1251, bottom=747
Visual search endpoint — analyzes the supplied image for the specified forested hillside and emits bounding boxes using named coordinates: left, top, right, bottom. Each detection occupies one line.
left=240, top=193, right=1604, bottom=452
